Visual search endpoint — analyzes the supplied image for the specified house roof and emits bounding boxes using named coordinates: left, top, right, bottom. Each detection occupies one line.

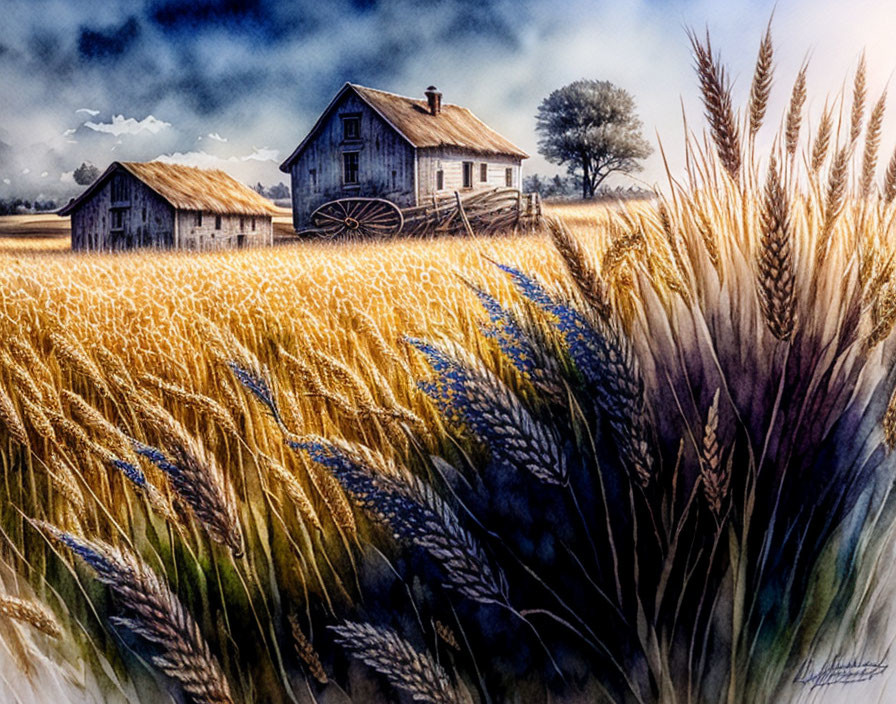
left=59, top=161, right=279, bottom=216
left=279, top=83, right=529, bottom=172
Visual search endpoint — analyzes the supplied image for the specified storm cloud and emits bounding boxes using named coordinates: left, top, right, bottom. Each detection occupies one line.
left=1, top=0, right=895, bottom=200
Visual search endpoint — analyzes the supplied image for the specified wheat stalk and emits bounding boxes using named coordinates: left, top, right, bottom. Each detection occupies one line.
left=700, top=390, right=727, bottom=517
left=784, top=62, right=808, bottom=159
left=757, top=153, right=796, bottom=341
left=288, top=613, right=328, bottom=684
left=330, top=621, right=460, bottom=704
left=548, top=218, right=611, bottom=319
left=748, top=20, right=774, bottom=140
left=860, top=92, right=887, bottom=198
left=34, top=522, right=234, bottom=704
left=0, top=595, right=61, bottom=638
left=257, top=453, right=322, bottom=532
left=849, top=52, right=868, bottom=146
left=0, top=384, right=29, bottom=446
left=811, top=104, right=834, bottom=173
left=689, top=28, right=742, bottom=180
left=818, top=146, right=851, bottom=260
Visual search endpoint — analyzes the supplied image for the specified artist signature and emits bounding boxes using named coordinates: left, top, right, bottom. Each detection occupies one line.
left=794, top=657, right=887, bottom=689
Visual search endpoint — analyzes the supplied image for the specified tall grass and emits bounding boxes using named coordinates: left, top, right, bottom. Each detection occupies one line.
left=0, top=27, right=896, bottom=704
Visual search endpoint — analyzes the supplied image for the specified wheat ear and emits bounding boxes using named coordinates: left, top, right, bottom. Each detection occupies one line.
left=331, top=621, right=460, bottom=704
left=34, top=522, right=234, bottom=704
left=757, top=153, right=796, bottom=341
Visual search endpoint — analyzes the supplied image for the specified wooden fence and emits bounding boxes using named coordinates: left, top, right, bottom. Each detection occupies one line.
left=401, top=187, right=541, bottom=236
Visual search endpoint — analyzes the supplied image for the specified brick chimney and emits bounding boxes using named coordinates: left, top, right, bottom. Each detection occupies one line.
left=424, top=86, right=442, bottom=116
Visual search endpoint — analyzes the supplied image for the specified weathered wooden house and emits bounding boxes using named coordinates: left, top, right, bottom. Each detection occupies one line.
left=60, top=161, right=277, bottom=251
left=280, top=83, right=529, bottom=231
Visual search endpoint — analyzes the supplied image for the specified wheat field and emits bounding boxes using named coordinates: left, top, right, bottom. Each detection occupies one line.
left=4, top=26, right=896, bottom=704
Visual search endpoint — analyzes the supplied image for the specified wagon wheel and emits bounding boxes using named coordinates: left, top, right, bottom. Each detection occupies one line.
left=311, top=198, right=404, bottom=239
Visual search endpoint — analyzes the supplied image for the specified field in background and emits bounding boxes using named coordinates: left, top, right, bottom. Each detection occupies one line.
left=0, top=200, right=629, bottom=254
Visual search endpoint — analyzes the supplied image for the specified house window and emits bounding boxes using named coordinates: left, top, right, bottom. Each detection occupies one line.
left=391, top=170, right=397, bottom=190
left=239, top=216, right=245, bottom=231
left=462, top=161, right=473, bottom=188
left=215, top=214, right=222, bottom=230
left=111, top=209, right=124, bottom=230
left=343, top=151, right=359, bottom=185
left=436, top=169, right=444, bottom=191
left=342, top=115, right=361, bottom=141
left=110, top=174, right=130, bottom=203
left=480, top=163, right=488, bottom=182
left=251, top=217, right=256, bottom=231
left=505, top=167, right=514, bottom=187
left=142, top=207, right=147, bottom=222
left=309, top=168, right=317, bottom=191
left=197, top=210, right=203, bottom=226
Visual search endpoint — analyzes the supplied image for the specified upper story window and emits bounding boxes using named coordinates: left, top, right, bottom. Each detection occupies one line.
left=110, top=174, right=130, bottom=203
left=341, top=114, right=361, bottom=141
left=111, top=209, right=124, bottom=230
left=462, top=161, right=473, bottom=188
left=436, top=169, right=444, bottom=191
left=480, top=163, right=488, bottom=182
left=197, top=210, right=203, bottom=226
left=505, top=167, right=514, bottom=187
left=215, top=214, right=222, bottom=230
left=343, top=151, right=360, bottom=185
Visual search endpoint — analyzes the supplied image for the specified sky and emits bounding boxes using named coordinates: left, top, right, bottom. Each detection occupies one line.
left=2, top=0, right=896, bottom=201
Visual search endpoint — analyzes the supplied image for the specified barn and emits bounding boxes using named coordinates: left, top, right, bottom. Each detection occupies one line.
left=280, top=83, right=529, bottom=233
left=60, top=161, right=277, bottom=251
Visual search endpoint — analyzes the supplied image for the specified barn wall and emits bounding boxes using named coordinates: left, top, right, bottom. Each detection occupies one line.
left=289, top=91, right=417, bottom=230
left=175, top=210, right=273, bottom=249
left=70, top=171, right=174, bottom=251
left=416, top=149, right=522, bottom=201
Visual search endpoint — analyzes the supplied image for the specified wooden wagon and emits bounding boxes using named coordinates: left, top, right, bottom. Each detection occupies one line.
left=300, top=187, right=542, bottom=240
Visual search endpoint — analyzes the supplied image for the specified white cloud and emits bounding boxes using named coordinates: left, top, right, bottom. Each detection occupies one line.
left=155, top=147, right=279, bottom=168
left=40, top=171, right=48, bottom=178
left=21, top=168, right=29, bottom=175
left=62, top=128, right=76, bottom=137
left=2, top=179, right=9, bottom=185
left=207, top=132, right=228, bottom=143
left=84, top=114, right=172, bottom=137
left=76, top=108, right=100, bottom=116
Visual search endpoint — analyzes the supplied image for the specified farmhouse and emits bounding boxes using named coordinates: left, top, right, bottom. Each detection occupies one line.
left=280, top=83, right=529, bottom=231
left=60, top=161, right=277, bottom=251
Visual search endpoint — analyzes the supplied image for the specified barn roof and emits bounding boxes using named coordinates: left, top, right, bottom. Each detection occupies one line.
left=279, top=83, right=529, bottom=172
left=59, top=161, right=278, bottom=216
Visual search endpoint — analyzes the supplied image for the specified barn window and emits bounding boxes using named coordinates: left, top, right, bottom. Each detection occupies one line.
left=462, top=162, right=473, bottom=188
left=342, top=115, right=361, bottom=141
left=309, top=168, right=317, bottom=190
left=391, top=170, right=397, bottom=190
left=436, top=169, right=444, bottom=190
left=240, top=216, right=245, bottom=231
left=196, top=210, right=203, bottom=226
left=111, top=174, right=130, bottom=203
left=142, top=207, right=147, bottom=222
left=343, top=151, right=360, bottom=185
left=111, top=209, right=124, bottom=231
left=480, top=163, right=488, bottom=182
left=251, top=216, right=256, bottom=231
left=215, top=214, right=222, bottom=230
left=505, top=168, right=514, bottom=187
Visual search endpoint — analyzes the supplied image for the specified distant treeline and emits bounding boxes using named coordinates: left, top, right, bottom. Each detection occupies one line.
left=523, top=173, right=654, bottom=201
left=0, top=198, right=59, bottom=215
left=252, top=182, right=290, bottom=200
